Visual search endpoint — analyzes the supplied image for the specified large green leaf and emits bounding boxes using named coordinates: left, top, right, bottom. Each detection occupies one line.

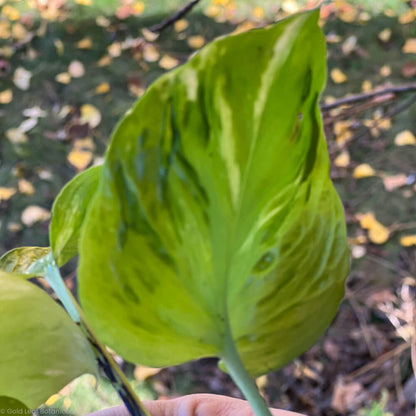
left=78, top=10, right=349, bottom=376
left=0, top=271, right=96, bottom=408
left=50, top=165, right=101, bottom=266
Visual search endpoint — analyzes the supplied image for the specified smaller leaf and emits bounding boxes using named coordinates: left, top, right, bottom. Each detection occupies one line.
left=399, top=9, right=415, bottom=25
left=21, top=205, right=50, bottom=226
left=0, top=246, right=51, bottom=278
left=0, top=187, right=16, bottom=202
left=80, top=104, right=101, bottom=128
left=77, top=37, right=93, bottom=49
left=382, top=174, right=408, bottom=191
left=187, top=35, right=205, bottom=49
left=68, top=60, right=85, bottom=78
left=379, top=65, right=391, bottom=77
left=56, top=72, right=71, bottom=84
left=330, top=68, right=348, bottom=83
left=378, top=28, right=391, bottom=43
left=402, top=39, right=416, bottom=54
left=0, top=89, right=13, bottom=104
left=174, top=19, right=188, bottom=32
left=353, top=164, right=376, bottom=178
left=18, top=179, right=35, bottom=195
left=334, top=151, right=350, bottom=168
left=359, top=212, right=389, bottom=245
left=13, top=67, right=31, bottom=90
left=143, top=44, right=160, bottom=62
left=395, top=130, right=416, bottom=146
left=400, top=235, right=416, bottom=247
left=94, top=82, right=110, bottom=95
left=159, top=54, right=179, bottom=70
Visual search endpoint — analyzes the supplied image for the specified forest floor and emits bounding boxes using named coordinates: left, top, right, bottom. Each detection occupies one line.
left=1, top=1, right=416, bottom=415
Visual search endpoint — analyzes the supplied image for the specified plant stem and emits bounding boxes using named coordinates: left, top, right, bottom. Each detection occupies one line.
left=222, top=328, right=273, bottom=416
left=44, top=260, right=151, bottom=416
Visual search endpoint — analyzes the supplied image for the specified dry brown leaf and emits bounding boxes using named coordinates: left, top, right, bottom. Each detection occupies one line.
left=330, top=68, right=347, bottom=83
left=400, top=235, right=416, bottom=247
left=13, top=67, right=31, bottom=90
left=68, top=60, right=85, bottom=78
left=18, top=179, right=35, bottom=195
left=80, top=104, right=101, bottom=128
left=0, top=187, right=16, bottom=202
left=383, top=174, right=408, bottom=191
left=395, top=130, right=416, bottom=146
left=187, top=35, right=205, bottom=49
left=402, top=39, right=416, bottom=54
left=159, top=54, right=179, bottom=70
left=77, top=37, right=93, bottom=49
left=0, top=89, right=13, bottom=104
left=21, top=205, right=51, bottom=226
left=94, top=82, right=110, bottom=94
left=353, top=164, right=376, bottom=178
left=334, top=151, right=350, bottom=168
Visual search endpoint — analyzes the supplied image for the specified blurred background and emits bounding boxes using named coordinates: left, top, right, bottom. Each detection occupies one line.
left=1, top=0, right=416, bottom=415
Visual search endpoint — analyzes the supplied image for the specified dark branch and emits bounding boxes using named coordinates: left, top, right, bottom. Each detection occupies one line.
left=320, top=84, right=416, bottom=111
left=149, top=0, right=202, bottom=33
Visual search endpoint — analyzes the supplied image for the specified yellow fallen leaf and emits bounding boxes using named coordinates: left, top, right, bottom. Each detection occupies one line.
left=379, top=65, right=391, bottom=77
left=80, top=104, right=101, bottom=128
left=143, top=44, right=160, bottom=62
left=0, top=187, right=16, bottom=202
left=334, top=120, right=353, bottom=146
left=55, top=72, right=71, bottom=84
left=402, top=39, right=416, bottom=54
left=361, top=80, right=372, bottom=93
left=18, top=179, right=35, bottom=195
left=2, top=4, right=20, bottom=20
left=204, top=5, right=221, bottom=18
left=13, top=67, right=31, bottom=91
left=395, top=130, right=416, bottom=146
left=341, top=36, right=357, bottom=55
left=74, top=137, right=95, bottom=151
left=399, top=9, right=416, bottom=25
left=67, top=148, right=93, bottom=171
left=400, top=235, right=416, bottom=247
left=97, top=55, right=112, bottom=67
left=174, top=19, right=189, bottom=32
left=334, top=151, right=350, bottom=168
left=11, top=23, right=28, bottom=41
left=382, top=174, right=408, bottom=191
left=94, top=82, right=110, bottom=94
left=0, top=89, right=13, bottom=104
left=68, top=60, right=85, bottom=78
left=353, top=164, right=376, bottom=179
left=21, top=205, right=51, bottom=226
left=0, top=21, right=11, bottom=39
left=358, top=212, right=389, bottom=245
left=159, top=54, right=179, bottom=70
left=141, top=28, right=159, bottom=42
left=252, top=6, right=264, bottom=19
left=378, top=28, right=391, bottom=43
left=96, top=15, right=110, bottom=27
left=108, top=42, right=122, bottom=57
left=330, top=68, right=347, bottom=84
left=187, top=35, right=205, bottom=49
left=77, top=37, right=93, bottom=49
left=6, top=128, right=28, bottom=144
left=134, top=365, right=162, bottom=381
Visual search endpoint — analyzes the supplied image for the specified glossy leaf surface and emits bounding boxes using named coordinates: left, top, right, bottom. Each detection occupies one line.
left=0, top=271, right=96, bottom=408
left=79, top=10, right=349, bottom=376
left=0, top=246, right=51, bottom=278
left=50, top=165, right=101, bottom=266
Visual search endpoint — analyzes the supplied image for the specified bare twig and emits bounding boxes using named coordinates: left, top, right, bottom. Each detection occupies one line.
left=149, top=0, right=202, bottom=33
left=321, top=84, right=416, bottom=111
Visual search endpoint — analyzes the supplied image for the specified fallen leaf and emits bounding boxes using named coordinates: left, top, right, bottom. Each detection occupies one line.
left=400, top=235, right=416, bottom=247
left=97, top=55, right=112, bottom=67
left=395, top=130, right=416, bottom=146
left=0, top=21, right=11, bottom=39
left=80, top=104, right=101, bottom=128
left=402, top=39, right=416, bottom=54
left=13, top=67, right=31, bottom=90
left=159, top=54, right=179, bottom=70
left=0, top=89, right=13, bottom=104
left=358, top=212, right=389, bottom=244
left=187, top=35, right=205, bottom=49
left=141, top=28, right=159, bottom=42
left=353, top=164, right=376, bottom=178
left=55, top=72, right=71, bottom=84
left=0, top=187, right=16, bottom=202
left=11, top=23, right=28, bottom=41
left=383, top=174, right=408, bottom=191
left=18, top=179, right=35, bottom=195
left=67, top=148, right=93, bottom=171
left=378, top=28, right=392, bottom=43
left=68, top=60, right=85, bottom=78
left=2, top=4, right=20, bottom=20
left=21, top=205, right=51, bottom=226
left=22, top=106, right=47, bottom=118
left=77, top=37, right=93, bottom=49
left=174, top=19, right=188, bottom=32
left=334, top=151, right=350, bottom=168
left=379, top=65, right=391, bottom=77
left=341, top=35, right=357, bottom=55
left=94, top=82, right=110, bottom=94
left=134, top=365, right=162, bottom=381
left=334, top=120, right=353, bottom=146
left=19, top=118, right=37, bottom=133
left=399, top=9, right=416, bottom=25
left=6, top=128, right=28, bottom=143
left=108, top=42, right=122, bottom=57
left=143, top=44, right=160, bottom=62
left=96, top=16, right=110, bottom=27
left=330, top=68, right=347, bottom=83
left=8, top=222, right=22, bottom=233
left=361, top=80, right=372, bottom=92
